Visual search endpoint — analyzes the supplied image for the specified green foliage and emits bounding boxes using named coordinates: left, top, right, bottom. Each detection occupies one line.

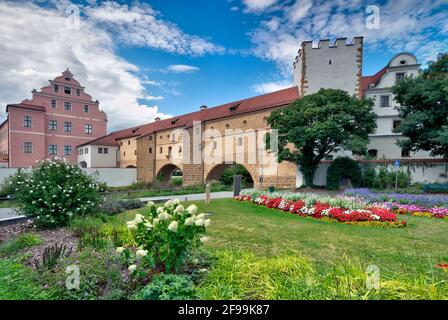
left=171, top=177, right=183, bottom=186
left=363, top=167, right=377, bottom=188
left=0, top=175, right=16, bottom=197
left=101, top=199, right=144, bottom=215
left=123, top=200, right=209, bottom=273
left=78, top=227, right=110, bottom=251
left=393, top=53, right=448, bottom=158
left=268, top=89, right=376, bottom=186
left=10, top=158, right=102, bottom=228
left=0, top=233, right=42, bottom=257
left=133, top=273, right=196, bottom=300
left=35, top=243, right=72, bottom=270
left=220, top=164, right=253, bottom=186
left=0, top=259, right=49, bottom=300
left=40, top=248, right=127, bottom=300
left=198, top=250, right=448, bottom=300
left=326, top=157, right=362, bottom=190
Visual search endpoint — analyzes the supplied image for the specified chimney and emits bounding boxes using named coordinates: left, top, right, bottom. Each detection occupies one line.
left=154, top=117, right=161, bottom=121
left=200, top=105, right=208, bottom=110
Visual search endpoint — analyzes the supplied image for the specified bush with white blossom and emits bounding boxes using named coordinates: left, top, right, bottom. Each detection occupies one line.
left=120, top=199, right=210, bottom=273
left=10, top=158, right=102, bottom=228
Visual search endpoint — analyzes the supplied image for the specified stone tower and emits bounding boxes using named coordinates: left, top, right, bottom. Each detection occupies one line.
left=293, top=37, right=363, bottom=98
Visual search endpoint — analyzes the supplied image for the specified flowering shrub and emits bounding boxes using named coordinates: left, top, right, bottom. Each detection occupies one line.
left=10, top=158, right=102, bottom=228
left=119, top=199, right=210, bottom=273
left=345, top=188, right=448, bottom=219
left=235, top=193, right=405, bottom=227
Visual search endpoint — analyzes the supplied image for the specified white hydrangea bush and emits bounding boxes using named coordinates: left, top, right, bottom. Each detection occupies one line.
left=11, top=158, right=102, bottom=228
left=120, top=199, right=210, bottom=273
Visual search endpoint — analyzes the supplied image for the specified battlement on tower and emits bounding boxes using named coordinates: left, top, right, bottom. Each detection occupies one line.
left=293, top=36, right=363, bottom=98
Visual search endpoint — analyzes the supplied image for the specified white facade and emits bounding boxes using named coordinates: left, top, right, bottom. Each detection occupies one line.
left=76, top=144, right=119, bottom=168
left=292, top=41, right=447, bottom=186
left=365, top=53, right=433, bottom=160
left=293, top=37, right=363, bottom=97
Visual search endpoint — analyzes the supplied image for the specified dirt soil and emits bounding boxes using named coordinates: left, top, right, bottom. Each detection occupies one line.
left=0, top=220, right=78, bottom=268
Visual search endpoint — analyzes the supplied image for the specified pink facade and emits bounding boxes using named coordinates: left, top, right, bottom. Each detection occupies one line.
left=1, top=69, right=107, bottom=167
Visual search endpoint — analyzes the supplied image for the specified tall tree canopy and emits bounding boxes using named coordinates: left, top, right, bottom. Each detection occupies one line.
left=268, top=88, right=376, bottom=187
left=393, top=53, right=448, bottom=158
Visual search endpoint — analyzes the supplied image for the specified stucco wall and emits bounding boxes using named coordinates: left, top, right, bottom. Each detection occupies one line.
left=0, top=167, right=136, bottom=188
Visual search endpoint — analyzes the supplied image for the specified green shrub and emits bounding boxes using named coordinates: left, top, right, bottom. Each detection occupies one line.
left=0, top=233, right=42, bottom=257
left=326, top=157, right=362, bottom=190
left=0, top=175, right=16, bottom=197
left=133, top=273, right=196, bottom=300
left=78, top=227, right=110, bottom=251
left=101, top=199, right=144, bottom=215
left=220, top=165, right=253, bottom=186
left=10, top=159, right=102, bottom=228
left=121, top=200, right=209, bottom=273
left=362, top=167, right=377, bottom=188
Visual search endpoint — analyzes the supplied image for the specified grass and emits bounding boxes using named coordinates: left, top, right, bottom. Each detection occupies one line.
left=0, top=259, right=49, bottom=299
left=0, top=233, right=42, bottom=257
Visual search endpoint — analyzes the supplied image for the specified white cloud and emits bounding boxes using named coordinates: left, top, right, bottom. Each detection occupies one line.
left=287, top=0, right=313, bottom=23
left=0, top=1, right=171, bottom=131
left=166, top=65, right=200, bottom=73
left=243, top=0, right=278, bottom=13
left=230, top=6, right=240, bottom=11
left=85, top=1, right=225, bottom=56
left=252, top=80, right=291, bottom=94
left=248, top=0, right=448, bottom=74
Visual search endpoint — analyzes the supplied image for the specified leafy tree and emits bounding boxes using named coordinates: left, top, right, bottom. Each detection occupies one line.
left=268, top=89, right=376, bottom=187
left=393, top=53, right=448, bottom=158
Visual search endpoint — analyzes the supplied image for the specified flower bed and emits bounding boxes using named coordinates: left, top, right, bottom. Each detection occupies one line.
left=235, top=194, right=406, bottom=227
left=345, top=188, right=448, bottom=219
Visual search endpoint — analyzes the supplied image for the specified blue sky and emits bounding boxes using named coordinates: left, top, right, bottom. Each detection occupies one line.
left=0, top=0, right=447, bottom=130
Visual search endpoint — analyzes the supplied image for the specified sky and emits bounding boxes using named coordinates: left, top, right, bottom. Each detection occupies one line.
left=0, top=0, right=447, bottom=131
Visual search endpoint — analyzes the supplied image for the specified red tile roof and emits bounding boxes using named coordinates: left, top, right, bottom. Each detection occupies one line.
left=79, top=86, right=299, bottom=147
left=360, top=66, right=387, bottom=97
left=6, top=103, right=45, bottom=112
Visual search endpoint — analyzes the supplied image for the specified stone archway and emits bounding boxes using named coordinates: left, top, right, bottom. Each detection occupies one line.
left=156, top=163, right=183, bottom=185
left=205, top=163, right=255, bottom=188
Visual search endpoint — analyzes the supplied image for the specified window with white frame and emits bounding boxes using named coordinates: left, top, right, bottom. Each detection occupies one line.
left=76, top=89, right=81, bottom=96
left=23, top=115, right=32, bottom=128
left=85, top=124, right=92, bottom=134
left=48, top=144, right=57, bottom=155
left=84, top=105, right=89, bottom=113
left=51, top=99, right=57, bottom=108
left=64, top=86, right=71, bottom=95
left=64, top=145, right=72, bottom=156
left=380, top=95, right=390, bottom=108
left=24, top=142, right=32, bottom=154
left=64, top=102, right=72, bottom=111
left=53, top=84, right=59, bottom=93
left=64, top=122, right=72, bottom=132
left=48, top=120, right=57, bottom=131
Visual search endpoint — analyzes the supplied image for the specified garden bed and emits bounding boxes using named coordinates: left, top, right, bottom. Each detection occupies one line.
left=236, top=191, right=406, bottom=227
left=344, top=188, right=448, bottom=219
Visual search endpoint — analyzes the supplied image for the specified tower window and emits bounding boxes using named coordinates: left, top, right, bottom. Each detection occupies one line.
left=53, top=84, right=59, bottom=93
left=329, top=59, right=332, bottom=65
left=85, top=124, right=93, bottom=134
left=23, top=115, right=32, bottom=128
left=76, top=89, right=81, bottom=96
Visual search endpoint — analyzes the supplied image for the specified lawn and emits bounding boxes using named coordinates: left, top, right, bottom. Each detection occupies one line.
left=188, top=199, right=448, bottom=276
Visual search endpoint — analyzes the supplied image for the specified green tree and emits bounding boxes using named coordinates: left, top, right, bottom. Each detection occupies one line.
left=268, top=89, right=376, bottom=187
left=393, top=53, right=448, bottom=158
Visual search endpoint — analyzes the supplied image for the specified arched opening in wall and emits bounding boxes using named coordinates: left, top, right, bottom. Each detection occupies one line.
left=206, top=163, right=254, bottom=188
left=126, top=165, right=136, bottom=168
left=156, top=164, right=183, bottom=187
left=79, top=161, right=87, bottom=168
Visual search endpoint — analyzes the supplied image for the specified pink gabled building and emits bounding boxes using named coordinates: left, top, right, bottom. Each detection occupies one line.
left=0, top=69, right=107, bottom=168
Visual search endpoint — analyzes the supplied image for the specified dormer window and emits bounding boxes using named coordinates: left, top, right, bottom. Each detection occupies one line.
left=229, top=103, right=240, bottom=112
left=64, top=86, right=71, bottom=95
left=64, top=77, right=71, bottom=81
